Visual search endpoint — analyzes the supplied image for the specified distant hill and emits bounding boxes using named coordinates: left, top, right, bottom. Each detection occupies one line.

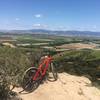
left=0, top=29, right=100, bottom=37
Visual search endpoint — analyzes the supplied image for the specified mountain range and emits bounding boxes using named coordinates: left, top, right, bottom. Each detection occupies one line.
left=0, top=29, right=100, bottom=37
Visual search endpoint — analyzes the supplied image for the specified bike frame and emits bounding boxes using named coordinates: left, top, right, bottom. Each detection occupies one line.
left=33, top=56, right=53, bottom=81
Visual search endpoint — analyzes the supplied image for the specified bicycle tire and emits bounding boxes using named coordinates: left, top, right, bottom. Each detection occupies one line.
left=22, top=67, right=41, bottom=92
left=47, top=62, right=58, bottom=81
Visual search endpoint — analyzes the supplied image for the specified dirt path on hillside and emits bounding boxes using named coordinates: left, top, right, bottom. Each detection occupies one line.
left=14, top=73, right=100, bottom=100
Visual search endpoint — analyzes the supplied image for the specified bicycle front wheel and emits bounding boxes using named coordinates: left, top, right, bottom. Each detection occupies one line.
left=47, top=62, right=58, bottom=81
left=22, top=67, right=41, bottom=92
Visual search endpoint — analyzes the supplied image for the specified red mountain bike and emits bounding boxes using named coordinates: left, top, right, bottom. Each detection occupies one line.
left=21, top=55, right=58, bottom=92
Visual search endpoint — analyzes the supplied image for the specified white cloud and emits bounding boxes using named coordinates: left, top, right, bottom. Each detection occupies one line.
left=34, top=14, right=42, bottom=18
left=93, top=25, right=97, bottom=29
left=33, top=24, right=41, bottom=27
left=15, top=18, right=20, bottom=21
left=58, top=26, right=66, bottom=30
left=33, top=24, right=48, bottom=29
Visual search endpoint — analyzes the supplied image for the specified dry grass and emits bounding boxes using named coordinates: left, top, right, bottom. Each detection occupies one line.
left=56, top=43, right=96, bottom=50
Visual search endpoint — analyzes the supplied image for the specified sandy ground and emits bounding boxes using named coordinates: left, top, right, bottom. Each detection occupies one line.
left=14, top=73, right=100, bottom=100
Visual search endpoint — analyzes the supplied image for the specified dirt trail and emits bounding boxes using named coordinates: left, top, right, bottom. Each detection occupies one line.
left=14, top=73, right=100, bottom=100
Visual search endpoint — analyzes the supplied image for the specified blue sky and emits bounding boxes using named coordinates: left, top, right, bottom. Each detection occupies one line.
left=0, top=0, right=100, bottom=31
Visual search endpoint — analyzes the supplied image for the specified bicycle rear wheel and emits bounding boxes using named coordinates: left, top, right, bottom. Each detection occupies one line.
left=47, top=62, right=58, bottom=81
left=22, top=67, right=41, bottom=92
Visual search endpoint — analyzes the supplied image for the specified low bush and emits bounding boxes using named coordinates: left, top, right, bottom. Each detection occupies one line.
left=0, top=47, right=44, bottom=99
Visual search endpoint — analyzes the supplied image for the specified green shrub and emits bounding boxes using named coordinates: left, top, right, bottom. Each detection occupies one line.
left=0, top=47, right=44, bottom=99
left=54, top=49, right=100, bottom=85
